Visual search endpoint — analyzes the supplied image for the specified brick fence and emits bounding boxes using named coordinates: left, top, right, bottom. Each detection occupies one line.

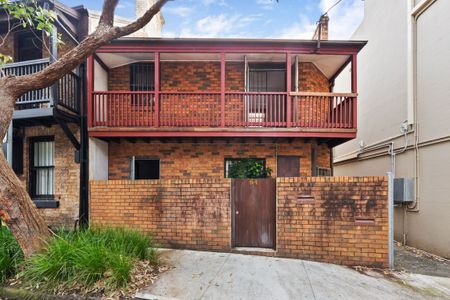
left=90, top=179, right=231, bottom=251
left=276, top=177, right=388, bottom=267
left=90, top=176, right=388, bottom=267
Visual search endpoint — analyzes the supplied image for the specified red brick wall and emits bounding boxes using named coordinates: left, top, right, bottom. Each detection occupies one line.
left=90, top=178, right=231, bottom=250
left=108, top=62, right=244, bottom=92
left=298, top=62, right=330, bottom=92
left=107, top=61, right=330, bottom=127
left=19, top=125, right=80, bottom=228
left=108, top=138, right=325, bottom=179
left=295, top=62, right=331, bottom=126
left=277, top=176, right=388, bottom=267
left=108, top=62, right=327, bottom=92
left=89, top=176, right=388, bottom=267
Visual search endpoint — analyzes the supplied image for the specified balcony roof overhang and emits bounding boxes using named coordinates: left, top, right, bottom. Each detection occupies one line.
left=96, top=37, right=366, bottom=80
left=107, top=37, right=367, bottom=51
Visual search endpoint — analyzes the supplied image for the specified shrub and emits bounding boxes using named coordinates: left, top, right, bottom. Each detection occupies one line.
left=22, top=227, right=157, bottom=290
left=227, top=158, right=272, bottom=178
left=0, top=225, right=24, bottom=284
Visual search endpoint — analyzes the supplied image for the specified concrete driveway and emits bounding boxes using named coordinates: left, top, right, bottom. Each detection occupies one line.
left=136, top=249, right=450, bottom=300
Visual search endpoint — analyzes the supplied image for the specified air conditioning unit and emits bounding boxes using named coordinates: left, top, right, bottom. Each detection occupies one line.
left=394, top=178, right=414, bottom=204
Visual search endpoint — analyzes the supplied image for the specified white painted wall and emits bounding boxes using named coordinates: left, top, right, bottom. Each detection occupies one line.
left=333, top=0, right=450, bottom=257
left=89, top=137, right=108, bottom=180
left=94, top=60, right=108, bottom=91
left=334, top=0, right=409, bottom=160
left=415, top=0, right=450, bottom=140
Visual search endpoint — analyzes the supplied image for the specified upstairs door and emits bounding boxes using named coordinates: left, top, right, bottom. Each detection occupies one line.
left=246, top=63, right=286, bottom=125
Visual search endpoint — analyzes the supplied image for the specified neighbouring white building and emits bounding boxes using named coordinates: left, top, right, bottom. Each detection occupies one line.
left=333, top=0, right=450, bottom=257
left=88, top=0, right=164, bottom=37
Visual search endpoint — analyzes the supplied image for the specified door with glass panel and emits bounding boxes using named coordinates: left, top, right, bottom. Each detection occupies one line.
left=29, top=138, right=55, bottom=199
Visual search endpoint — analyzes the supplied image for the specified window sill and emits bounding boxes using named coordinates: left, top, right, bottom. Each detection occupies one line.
left=33, top=199, right=60, bottom=209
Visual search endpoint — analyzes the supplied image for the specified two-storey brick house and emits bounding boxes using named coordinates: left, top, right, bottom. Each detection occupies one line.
left=88, top=37, right=362, bottom=177
left=86, top=33, right=390, bottom=267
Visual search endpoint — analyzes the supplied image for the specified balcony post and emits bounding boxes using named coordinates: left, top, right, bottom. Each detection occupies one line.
left=220, top=52, right=226, bottom=127
left=351, top=54, right=357, bottom=128
left=87, top=55, right=94, bottom=128
left=154, top=51, right=160, bottom=127
left=286, top=52, right=292, bottom=127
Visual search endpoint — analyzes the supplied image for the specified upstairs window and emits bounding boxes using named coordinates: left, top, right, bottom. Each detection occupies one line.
left=16, top=30, right=43, bottom=62
left=130, top=63, right=155, bottom=91
left=131, top=157, right=160, bottom=180
left=29, top=137, right=54, bottom=199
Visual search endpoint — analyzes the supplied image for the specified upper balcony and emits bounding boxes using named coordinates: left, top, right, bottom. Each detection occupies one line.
left=88, top=38, right=364, bottom=140
left=2, top=58, right=82, bottom=124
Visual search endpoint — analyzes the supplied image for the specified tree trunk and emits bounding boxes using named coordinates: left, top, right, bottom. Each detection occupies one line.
left=0, top=138, right=50, bottom=257
left=0, top=0, right=169, bottom=256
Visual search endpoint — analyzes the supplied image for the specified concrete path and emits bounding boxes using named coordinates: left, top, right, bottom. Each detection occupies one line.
left=136, top=249, right=450, bottom=300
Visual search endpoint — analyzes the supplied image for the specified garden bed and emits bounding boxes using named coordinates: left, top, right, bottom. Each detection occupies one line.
left=0, top=226, right=166, bottom=299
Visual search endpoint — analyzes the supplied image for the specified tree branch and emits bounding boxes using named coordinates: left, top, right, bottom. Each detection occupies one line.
left=116, top=0, right=169, bottom=36
left=98, top=0, right=119, bottom=27
left=1, top=0, right=170, bottom=100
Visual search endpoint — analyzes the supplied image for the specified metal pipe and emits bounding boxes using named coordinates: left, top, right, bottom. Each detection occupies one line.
left=387, top=171, right=394, bottom=269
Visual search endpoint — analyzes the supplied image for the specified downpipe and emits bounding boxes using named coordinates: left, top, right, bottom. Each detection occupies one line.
left=387, top=171, right=394, bottom=269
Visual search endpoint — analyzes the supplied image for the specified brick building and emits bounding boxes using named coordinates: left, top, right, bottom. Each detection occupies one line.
left=1, top=1, right=89, bottom=228
left=86, top=34, right=389, bottom=267
left=2, top=3, right=390, bottom=267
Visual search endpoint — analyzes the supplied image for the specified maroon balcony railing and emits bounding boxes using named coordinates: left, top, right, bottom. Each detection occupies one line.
left=290, top=92, right=357, bottom=129
left=225, top=92, right=287, bottom=127
left=91, top=91, right=357, bottom=129
left=160, top=92, right=221, bottom=127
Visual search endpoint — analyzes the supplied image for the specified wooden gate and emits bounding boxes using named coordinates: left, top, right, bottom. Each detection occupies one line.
left=231, top=178, right=276, bottom=248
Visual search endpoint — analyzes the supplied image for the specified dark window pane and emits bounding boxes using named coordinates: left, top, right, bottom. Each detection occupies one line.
left=17, top=31, right=42, bottom=61
left=135, top=159, right=159, bottom=179
left=12, top=136, right=23, bottom=175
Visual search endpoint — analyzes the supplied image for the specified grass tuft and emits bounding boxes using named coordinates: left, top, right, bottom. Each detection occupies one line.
left=22, top=226, right=157, bottom=291
left=0, top=226, right=24, bottom=284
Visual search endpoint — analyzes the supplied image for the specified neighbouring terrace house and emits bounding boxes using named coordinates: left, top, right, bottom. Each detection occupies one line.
left=0, top=0, right=163, bottom=228
left=0, top=0, right=89, bottom=228
left=87, top=31, right=390, bottom=266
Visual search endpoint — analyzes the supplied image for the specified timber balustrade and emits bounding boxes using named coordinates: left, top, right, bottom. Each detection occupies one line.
left=91, top=91, right=357, bottom=129
left=1, top=58, right=81, bottom=114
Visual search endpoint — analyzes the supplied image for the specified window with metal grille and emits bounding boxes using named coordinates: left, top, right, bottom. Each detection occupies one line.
left=29, top=137, right=54, bottom=199
left=315, top=167, right=332, bottom=177
left=129, top=63, right=155, bottom=110
left=130, top=63, right=155, bottom=91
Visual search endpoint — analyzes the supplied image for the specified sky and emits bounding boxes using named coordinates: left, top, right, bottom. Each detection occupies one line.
left=60, top=0, right=365, bottom=40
